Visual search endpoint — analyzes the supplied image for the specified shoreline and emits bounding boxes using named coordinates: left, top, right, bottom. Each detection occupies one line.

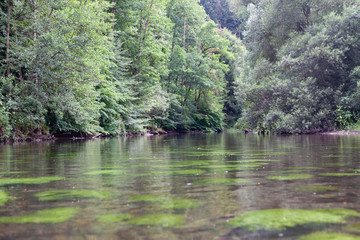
left=3, top=129, right=360, bottom=144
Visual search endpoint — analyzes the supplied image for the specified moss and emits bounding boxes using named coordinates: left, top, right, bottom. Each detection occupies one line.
left=0, top=176, right=63, bottom=186
left=0, top=190, right=12, bottom=205
left=320, top=173, right=360, bottom=177
left=0, top=208, right=78, bottom=223
left=83, top=170, right=124, bottom=175
left=296, top=185, right=339, bottom=192
left=35, top=190, right=112, bottom=201
left=194, top=178, right=251, bottom=185
left=98, top=214, right=132, bottom=223
left=343, top=222, right=360, bottom=233
left=130, top=195, right=200, bottom=210
left=229, top=208, right=359, bottom=231
left=266, top=174, right=313, bottom=181
left=299, top=232, right=360, bottom=240
left=128, top=214, right=185, bottom=227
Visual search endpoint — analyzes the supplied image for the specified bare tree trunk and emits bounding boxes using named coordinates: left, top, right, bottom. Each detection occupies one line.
left=135, top=0, right=153, bottom=77
left=34, top=0, right=38, bottom=84
left=181, top=10, right=186, bottom=105
left=5, top=0, right=12, bottom=77
left=111, top=0, right=117, bottom=32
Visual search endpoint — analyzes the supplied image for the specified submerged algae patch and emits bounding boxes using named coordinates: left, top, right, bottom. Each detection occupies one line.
left=83, top=170, right=124, bottom=175
left=130, top=195, right=200, bottom=210
left=0, top=190, right=12, bottom=205
left=98, top=214, right=132, bottom=223
left=299, top=232, right=360, bottom=240
left=320, top=173, right=360, bottom=177
left=0, top=171, right=29, bottom=175
left=344, top=222, right=360, bottom=233
left=266, top=174, right=313, bottom=181
left=296, top=185, right=339, bottom=192
left=0, top=176, right=63, bottom=186
left=0, top=208, right=78, bottom=223
left=229, top=208, right=359, bottom=231
left=128, top=214, right=185, bottom=227
left=35, top=190, right=112, bottom=201
left=194, top=178, right=251, bottom=185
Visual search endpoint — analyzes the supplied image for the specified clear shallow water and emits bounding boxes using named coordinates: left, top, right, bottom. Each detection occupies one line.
left=0, top=133, right=360, bottom=239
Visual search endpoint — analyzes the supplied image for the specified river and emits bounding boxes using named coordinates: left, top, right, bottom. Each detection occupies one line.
left=0, top=133, right=360, bottom=239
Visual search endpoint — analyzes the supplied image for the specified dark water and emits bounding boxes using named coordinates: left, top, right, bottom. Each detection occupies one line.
left=0, top=133, right=360, bottom=239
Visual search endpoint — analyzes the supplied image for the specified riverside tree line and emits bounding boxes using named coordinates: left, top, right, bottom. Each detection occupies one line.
left=0, top=0, right=359, bottom=140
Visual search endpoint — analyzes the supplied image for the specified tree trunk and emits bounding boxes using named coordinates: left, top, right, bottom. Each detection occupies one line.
left=34, top=0, right=38, bottom=83
left=135, top=0, right=153, bottom=77
left=181, top=10, right=187, bottom=104
left=112, top=0, right=117, bottom=32
left=5, top=0, right=12, bottom=77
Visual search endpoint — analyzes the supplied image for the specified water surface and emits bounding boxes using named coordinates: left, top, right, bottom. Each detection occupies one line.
left=0, top=133, right=360, bottom=239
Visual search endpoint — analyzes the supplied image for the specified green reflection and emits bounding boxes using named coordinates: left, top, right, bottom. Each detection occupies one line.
left=296, top=185, right=339, bottom=192
left=98, top=214, right=132, bottom=223
left=0, top=176, right=63, bottom=186
left=0, top=190, right=12, bottom=205
left=0, top=208, right=78, bottom=223
left=35, top=190, right=112, bottom=201
left=266, top=174, right=313, bottom=181
left=229, top=209, right=359, bottom=231
left=299, top=232, right=360, bottom=240
left=128, top=214, right=185, bottom=227
left=194, top=178, right=251, bottom=185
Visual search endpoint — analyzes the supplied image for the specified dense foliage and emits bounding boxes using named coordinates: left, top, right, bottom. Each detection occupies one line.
left=235, top=0, right=360, bottom=133
left=1, top=0, right=359, bottom=140
left=0, top=0, right=242, bottom=140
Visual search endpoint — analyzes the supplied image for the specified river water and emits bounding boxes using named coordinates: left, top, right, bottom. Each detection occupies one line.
left=0, top=133, right=360, bottom=239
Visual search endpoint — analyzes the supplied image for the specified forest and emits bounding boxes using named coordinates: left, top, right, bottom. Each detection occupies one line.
left=0, top=0, right=359, bottom=140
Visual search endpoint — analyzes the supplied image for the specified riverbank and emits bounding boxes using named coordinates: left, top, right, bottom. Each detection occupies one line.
left=320, top=130, right=360, bottom=135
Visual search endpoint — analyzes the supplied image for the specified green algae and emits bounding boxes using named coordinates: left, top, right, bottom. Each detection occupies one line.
left=143, top=169, right=206, bottom=176
left=318, top=194, right=338, bottom=198
left=324, top=163, right=346, bottom=167
left=320, top=173, right=360, bottom=177
left=0, top=190, right=12, bottom=205
left=200, top=163, right=267, bottom=171
left=0, top=207, right=78, bottom=223
left=296, top=185, right=339, bottom=192
left=194, top=178, right=251, bottom=185
left=229, top=209, right=359, bottom=231
left=286, top=167, right=323, bottom=170
left=0, top=176, right=63, bottom=186
left=130, top=195, right=200, bottom=210
left=266, top=174, right=313, bottom=181
left=128, top=214, right=185, bottom=227
left=169, top=169, right=206, bottom=175
left=98, top=214, right=132, bottom=223
left=0, top=171, right=29, bottom=175
left=343, top=222, right=360, bottom=233
left=299, top=232, right=360, bottom=240
left=35, top=190, right=112, bottom=201
left=83, top=170, right=124, bottom=175
left=322, top=155, right=349, bottom=158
